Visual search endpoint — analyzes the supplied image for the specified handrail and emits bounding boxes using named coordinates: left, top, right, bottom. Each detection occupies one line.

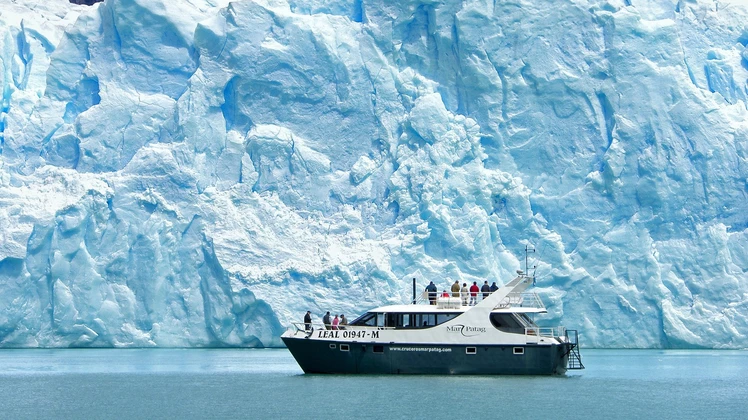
left=289, top=322, right=396, bottom=333
left=524, top=327, right=559, bottom=338
left=496, top=292, right=545, bottom=310
left=419, top=290, right=504, bottom=306
left=289, top=323, right=572, bottom=344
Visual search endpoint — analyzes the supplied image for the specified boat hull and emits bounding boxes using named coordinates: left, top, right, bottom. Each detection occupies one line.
left=282, top=337, right=572, bottom=375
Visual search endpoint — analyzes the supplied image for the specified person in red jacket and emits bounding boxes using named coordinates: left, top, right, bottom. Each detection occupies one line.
left=469, top=282, right=479, bottom=306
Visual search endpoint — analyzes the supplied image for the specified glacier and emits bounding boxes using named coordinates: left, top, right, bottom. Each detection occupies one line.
left=0, top=0, right=746, bottom=348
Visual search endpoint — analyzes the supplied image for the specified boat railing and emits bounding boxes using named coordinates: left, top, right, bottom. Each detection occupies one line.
left=288, top=322, right=396, bottom=334
left=524, top=326, right=565, bottom=342
left=496, top=292, right=545, bottom=310
left=418, top=290, right=501, bottom=307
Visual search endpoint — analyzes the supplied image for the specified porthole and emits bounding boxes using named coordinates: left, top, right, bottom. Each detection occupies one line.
left=340, top=344, right=350, bottom=352
left=329, top=343, right=336, bottom=349
left=466, top=347, right=477, bottom=354
left=513, top=347, right=524, bottom=355
left=373, top=345, right=384, bottom=353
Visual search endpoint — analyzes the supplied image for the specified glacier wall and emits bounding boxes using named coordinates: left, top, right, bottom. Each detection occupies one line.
left=0, top=0, right=746, bottom=348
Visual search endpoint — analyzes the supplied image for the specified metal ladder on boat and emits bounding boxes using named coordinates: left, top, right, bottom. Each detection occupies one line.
left=564, top=329, right=585, bottom=370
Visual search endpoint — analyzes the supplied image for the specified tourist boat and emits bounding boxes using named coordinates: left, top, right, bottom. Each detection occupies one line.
left=281, top=271, right=584, bottom=375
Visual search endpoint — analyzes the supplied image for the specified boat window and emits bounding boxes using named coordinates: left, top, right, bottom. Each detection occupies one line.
left=513, top=347, right=524, bottom=355
left=436, top=313, right=458, bottom=324
left=359, top=312, right=461, bottom=329
left=386, top=313, right=397, bottom=328
left=466, top=347, right=477, bottom=354
left=373, top=345, right=384, bottom=353
left=489, top=313, right=524, bottom=333
left=515, top=313, right=537, bottom=327
left=329, top=344, right=336, bottom=349
left=340, top=344, right=350, bottom=352
left=395, top=313, right=458, bottom=329
left=350, top=312, right=376, bottom=327
left=389, top=314, right=412, bottom=328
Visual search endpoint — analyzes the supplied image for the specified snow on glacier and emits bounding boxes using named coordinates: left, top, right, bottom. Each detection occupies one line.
left=0, top=0, right=746, bottom=348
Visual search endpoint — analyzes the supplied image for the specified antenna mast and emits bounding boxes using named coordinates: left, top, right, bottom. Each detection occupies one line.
left=525, top=244, right=536, bottom=280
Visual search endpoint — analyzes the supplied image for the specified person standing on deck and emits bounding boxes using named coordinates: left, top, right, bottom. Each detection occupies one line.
left=425, top=281, right=437, bottom=305
left=340, top=314, right=348, bottom=330
left=461, top=283, right=469, bottom=306
left=323, top=311, right=331, bottom=330
left=332, top=315, right=340, bottom=330
left=451, top=280, right=461, bottom=298
left=469, top=282, right=479, bottom=306
left=481, top=281, right=490, bottom=300
left=304, top=311, right=312, bottom=331
left=490, top=282, right=499, bottom=294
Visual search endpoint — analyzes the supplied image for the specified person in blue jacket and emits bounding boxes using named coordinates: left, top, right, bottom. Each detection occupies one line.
left=481, top=281, right=491, bottom=299
left=425, top=281, right=437, bottom=305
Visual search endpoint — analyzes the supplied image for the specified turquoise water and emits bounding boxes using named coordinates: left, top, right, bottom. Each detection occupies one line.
left=0, top=349, right=746, bottom=419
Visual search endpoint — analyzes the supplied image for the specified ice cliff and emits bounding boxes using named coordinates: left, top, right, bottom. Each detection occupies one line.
left=0, top=0, right=746, bottom=348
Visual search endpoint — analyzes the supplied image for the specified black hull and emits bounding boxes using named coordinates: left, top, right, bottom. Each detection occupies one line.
left=282, top=337, right=572, bottom=375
